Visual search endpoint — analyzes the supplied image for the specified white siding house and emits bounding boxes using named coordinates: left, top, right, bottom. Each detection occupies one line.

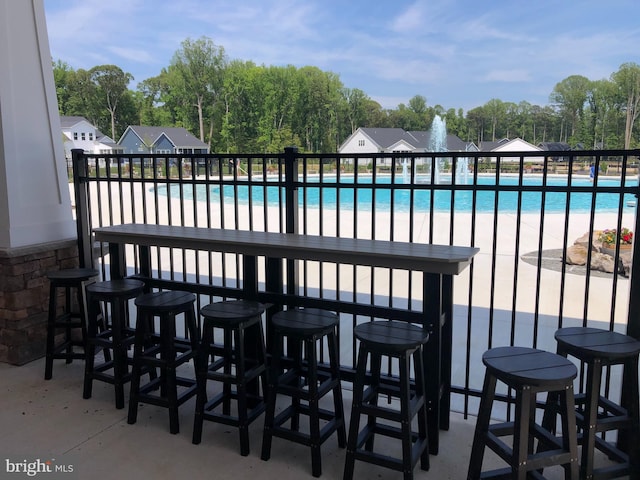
left=60, top=116, right=123, bottom=162
left=486, top=138, right=542, bottom=163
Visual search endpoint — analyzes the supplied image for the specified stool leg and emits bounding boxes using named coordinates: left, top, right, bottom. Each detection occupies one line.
left=364, top=350, right=382, bottom=452
left=413, top=347, right=430, bottom=471
left=399, top=351, right=414, bottom=480
left=127, top=308, right=148, bottom=426
left=76, top=281, right=89, bottom=358
left=559, top=383, right=579, bottom=480
left=619, top=357, right=640, bottom=479
left=83, top=296, right=100, bottom=399
left=111, top=297, right=129, bottom=410
left=261, top=331, right=283, bottom=462
left=223, top=327, right=233, bottom=416
left=164, top=314, right=180, bottom=434
left=328, top=330, right=346, bottom=448
left=290, top=338, right=303, bottom=433
left=63, top=286, right=73, bottom=363
left=44, top=283, right=58, bottom=380
left=513, top=387, right=531, bottom=480
left=236, top=325, right=250, bottom=456
left=192, top=319, right=213, bottom=445
left=307, top=336, right=322, bottom=477
left=343, top=345, right=369, bottom=480
left=580, top=359, right=602, bottom=479
left=467, top=371, right=497, bottom=480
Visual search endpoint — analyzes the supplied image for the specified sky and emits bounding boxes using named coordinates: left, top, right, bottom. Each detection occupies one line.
left=43, top=0, right=640, bottom=112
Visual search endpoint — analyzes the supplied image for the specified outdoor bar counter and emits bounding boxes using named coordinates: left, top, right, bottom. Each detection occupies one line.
left=93, top=223, right=479, bottom=454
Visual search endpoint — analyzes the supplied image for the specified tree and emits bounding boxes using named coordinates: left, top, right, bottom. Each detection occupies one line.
left=89, top=65, right=133, bottom=139
left=550, top=75, right=590, bottom=143
left=484, top=99, right=506, bottom=141
left=343, top=88, right=370, bottom=134
left=612, top=62, right=640, bottom=148
left=169, top=37, right=227, bottom=144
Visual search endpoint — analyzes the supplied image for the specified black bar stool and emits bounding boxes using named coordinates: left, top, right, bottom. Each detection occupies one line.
left=546, top=327, right=640, bottom=479
left=44, top=268, right=98, bottom=380
left=127, top=290, right=199, bottom=434
left=261, top=308, right=346, bottom=478
left=192, top=300, right=267, bottom=455
left=343, top=320, right=429, bottom=480
left=467, top=346, right=579, bottom=480
left=83, top=279, right=144, bottom=409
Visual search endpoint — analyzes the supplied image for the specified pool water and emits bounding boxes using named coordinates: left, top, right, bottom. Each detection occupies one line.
left=161, top=176, right=638, bottom=213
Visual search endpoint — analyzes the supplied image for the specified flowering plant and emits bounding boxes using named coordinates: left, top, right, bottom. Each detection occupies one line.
left=598, top=227, right=633, bottom=245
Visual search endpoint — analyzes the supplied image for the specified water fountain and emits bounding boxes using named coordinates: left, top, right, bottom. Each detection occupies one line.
left=427, top=115, right=469, bottom=184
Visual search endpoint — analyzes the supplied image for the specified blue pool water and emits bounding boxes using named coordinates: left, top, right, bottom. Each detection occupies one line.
left=161, top=176, right=638, bottom=213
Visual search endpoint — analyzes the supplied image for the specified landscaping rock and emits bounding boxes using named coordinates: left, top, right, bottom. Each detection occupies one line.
left=590, top=252, right=616, bottom=273
left=566, top=244, right=588, bottom=265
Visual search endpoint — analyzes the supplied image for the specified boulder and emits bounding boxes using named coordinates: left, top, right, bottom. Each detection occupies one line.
left=565, top=244, right=588, bottom=265
left=590, top=252, right=616, bottom=273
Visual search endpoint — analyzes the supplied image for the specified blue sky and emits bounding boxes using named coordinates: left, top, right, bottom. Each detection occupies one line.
left=44, top=0, right=640, bottom=112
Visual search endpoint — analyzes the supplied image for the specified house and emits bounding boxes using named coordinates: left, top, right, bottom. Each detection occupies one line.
left=60, top=116, right=123, bottom=160
left=339, top=127, right=475, bottom=154
left=479, top=137, right=543, bottom=163
left=338, top=127, right=476, bottom=168
left=118, top=125, right=209, bottom=155
left=538, top=142, right=572, bottom=162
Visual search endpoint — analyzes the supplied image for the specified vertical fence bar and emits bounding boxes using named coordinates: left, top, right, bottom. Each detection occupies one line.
left=284, top=146, right=299, bottom=295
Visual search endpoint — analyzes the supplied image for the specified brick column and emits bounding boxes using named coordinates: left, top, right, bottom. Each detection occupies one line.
left=0, top=240, right=78, bottom=365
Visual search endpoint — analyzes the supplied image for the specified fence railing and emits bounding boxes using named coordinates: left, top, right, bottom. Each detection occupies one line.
left=71, top=147, right=640, bottom=417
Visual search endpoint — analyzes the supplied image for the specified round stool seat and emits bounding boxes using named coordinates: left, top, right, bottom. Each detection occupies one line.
left=47, top=267, right=99, bottom=283
left=483, top=346, right=577, bottom=388
left=555, top=327, right=640, bottom=361
left=355, top=320, right=428, bottom=352
left=135, top=290, right=196, bottom=311
left=272, top=308, right=338, bottom=336
left=201, top=300, right=265, bottom=326
left=86, top=279, right=144, bottom=299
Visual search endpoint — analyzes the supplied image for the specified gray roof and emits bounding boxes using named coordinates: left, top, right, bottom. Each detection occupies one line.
left=357, top=127, right=472, bottom=152
left=538, top=142, right=572, bottom=151
left=124, top=125, right=208, bottom=149
left=60, top=115, right=91, bottom=128
left=360, top=128, right=416, bottom=149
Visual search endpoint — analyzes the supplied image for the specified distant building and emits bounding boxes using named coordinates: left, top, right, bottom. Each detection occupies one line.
left=481, top=138, right=543, bottom=163
left=339, top=127, right=475, bottom=154
left=60, top=116, right=123, bottom=161
left=538, top=142, right=572, bottom=162
left=118, top=125, right=209, bottom=154
left=338, top=127, right=476, bottom=167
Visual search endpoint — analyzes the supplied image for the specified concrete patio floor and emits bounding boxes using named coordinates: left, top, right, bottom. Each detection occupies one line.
left=0, top=356, right=600, bottom=480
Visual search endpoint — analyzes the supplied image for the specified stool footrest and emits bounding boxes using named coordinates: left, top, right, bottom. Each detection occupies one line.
left=202, top=392, right=265, bottom=428
left=274, top=369, right=338, bottom=402
left=352, top=424, right=428, bottom=473
left=360, top=387, right=425, bottom=423
left=270, top=404, right=343, bottom=447
left=205, top=364, right=266, bottom=385
left=137, top=377, right=197, bottom=407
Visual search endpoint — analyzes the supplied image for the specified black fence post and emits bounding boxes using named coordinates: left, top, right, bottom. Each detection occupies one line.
left=284, top=146, right=299, bottom=294
left=626, top=191, right=640, bottom=341
left=72, top=149, right=92, bottom=269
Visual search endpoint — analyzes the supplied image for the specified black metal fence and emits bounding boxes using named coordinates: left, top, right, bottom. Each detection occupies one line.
left=71, top=147, right=640, bottom=418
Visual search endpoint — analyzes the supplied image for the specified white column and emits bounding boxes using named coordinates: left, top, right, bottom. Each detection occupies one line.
left=0, top=0, right=75, bottom=249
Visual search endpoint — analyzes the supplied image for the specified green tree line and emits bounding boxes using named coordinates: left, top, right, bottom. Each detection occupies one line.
left=53, top=36, right=640, bottom=153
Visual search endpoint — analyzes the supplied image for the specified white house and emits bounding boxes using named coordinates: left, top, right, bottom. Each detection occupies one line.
left=60, top=116, right=123, bottom=161
left=338, top=127, right=476, bottom=167
left=478, top=137, right=543, bottom=163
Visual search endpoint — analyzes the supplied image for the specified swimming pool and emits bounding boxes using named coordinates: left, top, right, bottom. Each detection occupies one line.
left=159, top=175, right=638, bottom=213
